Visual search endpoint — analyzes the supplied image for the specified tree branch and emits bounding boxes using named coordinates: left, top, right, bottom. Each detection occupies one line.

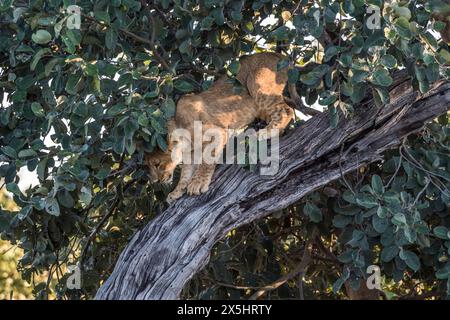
left=95, top=75, right=450, bottom=300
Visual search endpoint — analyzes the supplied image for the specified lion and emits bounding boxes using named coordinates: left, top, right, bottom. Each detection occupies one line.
left=145, top=52, right=294, bottom=203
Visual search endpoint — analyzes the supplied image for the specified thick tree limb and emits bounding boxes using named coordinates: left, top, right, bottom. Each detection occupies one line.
left=95, top=75, right=450, bottom=300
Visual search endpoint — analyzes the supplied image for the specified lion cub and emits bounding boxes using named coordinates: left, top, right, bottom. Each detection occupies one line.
left=146, top=52, right=294, bottom=203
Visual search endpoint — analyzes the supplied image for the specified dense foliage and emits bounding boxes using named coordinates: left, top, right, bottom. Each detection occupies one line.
left=0, top=0, right=449, bottom=299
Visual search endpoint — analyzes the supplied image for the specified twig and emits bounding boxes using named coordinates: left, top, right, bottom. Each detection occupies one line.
left=79, top=177, right=136, bottom=270
left=285, top=87, right=322, bottom=117
left=79, top=194, right=121, bottom=270
left=412, top=179, right=430, bottom=207
left=80, top=12, right=171, bottom=71
left=338, top=143, right=356, bottom=194
left=249, top=239, right=313, bottom=300
left=140, top=1, right=172, bottom=71
left=385, top=144, right=404, bottom=188
left=215, top=282, right=261, bottom=291
left=314, top=236, right=341, bottom=268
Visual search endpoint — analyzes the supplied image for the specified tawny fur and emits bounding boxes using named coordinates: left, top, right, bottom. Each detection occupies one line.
left=145, top=52, right=294, bottom=203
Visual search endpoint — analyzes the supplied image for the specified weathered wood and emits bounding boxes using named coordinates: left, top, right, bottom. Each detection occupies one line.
left=95, top=76, right=450, bottom=300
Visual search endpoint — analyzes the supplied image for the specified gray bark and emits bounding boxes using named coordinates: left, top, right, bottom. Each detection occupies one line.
left=95, top=74, right=450, bottom=300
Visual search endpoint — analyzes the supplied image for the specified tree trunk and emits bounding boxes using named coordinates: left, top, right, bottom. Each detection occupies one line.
left=95, top=74, right=450, bottom=300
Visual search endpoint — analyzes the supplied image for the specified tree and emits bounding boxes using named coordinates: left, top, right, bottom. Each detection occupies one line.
left=0, top=0, right=449, bottom=300
left=0, top=190, right=35, bottom=300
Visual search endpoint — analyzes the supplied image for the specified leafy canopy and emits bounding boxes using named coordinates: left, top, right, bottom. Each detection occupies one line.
left=0, top=0, right=449, bottom=299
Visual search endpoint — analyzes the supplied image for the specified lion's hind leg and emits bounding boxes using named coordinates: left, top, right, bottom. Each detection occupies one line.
left=257, top=100, right=294, bottom=140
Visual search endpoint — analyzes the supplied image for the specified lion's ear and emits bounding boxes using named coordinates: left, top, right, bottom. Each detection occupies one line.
left=165, top=119, right=176, bottom=151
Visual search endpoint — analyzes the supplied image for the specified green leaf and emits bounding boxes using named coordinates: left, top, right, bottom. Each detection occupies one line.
left=156, top=134, right=168, bottom=152
left=65, top=72, right=82, bottom=95
left=373, top=87, right=390, bottom=106
left=31, top=48, right=51, bottom=71
left=324, top=46, right=340, bottom=62
left=356, top=194, right=378, bottom=208
left=174, top=80, right=194, bottom=92
left=304, top=202, right=322, bottom=223
left=337, top=250, right=354, bottom=263
left=433, top=226, right=450, bottom=240
left=371, top=69, right=393, bottom=87
left=57, top=190, right=74, bottom=208
left=44, top=58, right=61, bottom=77
left=84, top=63, right=98, bottom=77
left=333, top=215, right=353, bottom=228
left=45, top=197, right=60, bottom=216
left=277, top=59, right=289, bottom=71
left=211, top=8, right=225, bottom=25
left=399, top=250, right=420, bottom=272
left=108, top=103, right=126, bottom=116
left=377, top=206, right=388, bottom=218
left=272, top=26, right=291, bottom=41
left=31, top=102, right=45, bottom=117
left=372, top=214, right=389, bottom=233
left=243, top=21, right=253, bottom=33
left=319, top=91, right=337, bottom=106
left=394, top=17, right=412, bottom=39
left=436, top=266, right=450, bottom=280
left=392, top=213, right=407, bottom=226
left=95, top=167, right=111, bottom=180
left=338, top=53, right=352, bottom=68
left=6, top=182, right=22, bottom=198
left=105, top=29, right=118, bottom=50
left=371, top=175, right=384, bottom=194
left=138, top=114, right=149, bottom=127
left=381, top=245, right=399, bottom=262
left=162, top=98, right=176, bottom=118
left=1, top=146, right=17, bottom=158
left=380, top=54, right=397, bottom=69
left=18, top=149, right=37, bottom=158
left=94, top=11, right=110, bottom=24
left=17, top=205, right=32, bottom=221
left=37, top=158, right=48, bottom=181
left=228, top=61, right=240, bottom=75
left=300, top=65, right=330, bottom=86
left=31, top=30, right=52, bottom=44
left=80, top=186, right=92, bottom=207
left=330, top=106, right=339, bottom=128
left=65, top=29, right=81, bottom=46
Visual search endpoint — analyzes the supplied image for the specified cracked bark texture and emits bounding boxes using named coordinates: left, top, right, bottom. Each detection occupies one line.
left=95, top=73, right=450, bottom=300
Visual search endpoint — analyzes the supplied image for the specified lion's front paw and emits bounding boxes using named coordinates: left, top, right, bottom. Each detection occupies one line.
left=187, top=177, right=211, bottom=196
left=166, top=190, right=184, bottom=204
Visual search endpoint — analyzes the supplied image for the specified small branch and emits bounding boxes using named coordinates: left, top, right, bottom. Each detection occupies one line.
left=80, top=12, right=171, bottom=71
left=79, top=177, right=136, bottom=269
left=285, top=92, right=322, bottom=117
left=249, top=239, right=313, bottom=300
left=215, top=282, right=261, bottom=291
left=79, top=194, right=121, bottom=269
left=314, top=236, right=341, bottom=269
left=140, top=1, right=171, bottom=71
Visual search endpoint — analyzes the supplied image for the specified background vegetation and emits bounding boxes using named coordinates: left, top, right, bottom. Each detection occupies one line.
left=0, top=0, right=449, bottom=299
